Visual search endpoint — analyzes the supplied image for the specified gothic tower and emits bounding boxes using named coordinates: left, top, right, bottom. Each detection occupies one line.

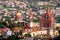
left=40, top=4, right=54, bottom=28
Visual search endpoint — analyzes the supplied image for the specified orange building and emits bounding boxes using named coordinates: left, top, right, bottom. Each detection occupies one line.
left=16, top=10, right=23, bottom=22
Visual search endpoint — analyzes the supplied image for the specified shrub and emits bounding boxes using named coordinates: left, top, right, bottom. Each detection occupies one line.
left=24, top=33, right=31, bottom=37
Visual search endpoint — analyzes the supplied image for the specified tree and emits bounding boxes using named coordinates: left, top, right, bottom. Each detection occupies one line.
left=24, top=33, right=31, bottom=37
left=5, top=16, right=11, bottom=23
left=33, top=17, right=40, bottom=22
left=55, top=15, right=60, bottom=23
left=0, top=20, right=7, bottom=28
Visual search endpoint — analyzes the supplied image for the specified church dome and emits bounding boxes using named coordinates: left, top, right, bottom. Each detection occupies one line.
left=16, top=12, right=21, bottom=18
left=24, top=25, right=31, bottom=29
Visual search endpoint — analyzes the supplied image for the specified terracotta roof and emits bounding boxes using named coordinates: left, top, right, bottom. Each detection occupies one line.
left=0, top=29, right=2, bottom=33
left=3, top=28, right=10, bottom=32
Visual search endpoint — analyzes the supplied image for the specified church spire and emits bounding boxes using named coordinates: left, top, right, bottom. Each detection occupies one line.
left=46, top=3, right=51, bottom=14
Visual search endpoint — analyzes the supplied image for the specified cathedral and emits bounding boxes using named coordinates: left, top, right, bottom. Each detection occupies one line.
left=40, top=4, right=54, bottom=28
